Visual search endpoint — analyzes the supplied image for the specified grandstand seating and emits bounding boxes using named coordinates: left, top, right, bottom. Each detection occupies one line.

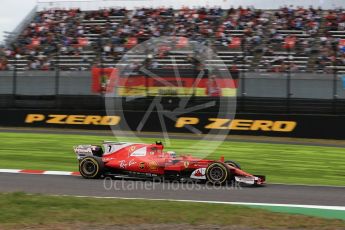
left=1, top=6, right=345, bottom=74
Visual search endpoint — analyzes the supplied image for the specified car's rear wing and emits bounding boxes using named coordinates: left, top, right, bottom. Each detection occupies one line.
left=73, top=145, right=94, bottom=160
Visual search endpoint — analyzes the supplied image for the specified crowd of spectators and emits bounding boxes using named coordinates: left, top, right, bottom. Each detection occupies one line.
left=1, top=6, right=345, bottom=73
left=324, top=9, right=345, bottom=32
left=271, top=6, right=322, bottom=33
left=216, top=7, right=270, bottom=50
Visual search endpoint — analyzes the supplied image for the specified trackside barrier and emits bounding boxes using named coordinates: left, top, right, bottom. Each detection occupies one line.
left=1, top=109, right=345, bottom=139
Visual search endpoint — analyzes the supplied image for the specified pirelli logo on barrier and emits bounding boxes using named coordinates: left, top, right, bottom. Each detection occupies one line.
left=24, top=114, right=296, bottom=133
left=25, top=114, right=121, bottom=126
left=175, top=117, right=297, bottom=132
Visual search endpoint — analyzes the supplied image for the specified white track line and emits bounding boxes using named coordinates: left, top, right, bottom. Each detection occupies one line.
left=270, top=182, right=345, bottom=188
left=58, top=195, right=345, bottom=211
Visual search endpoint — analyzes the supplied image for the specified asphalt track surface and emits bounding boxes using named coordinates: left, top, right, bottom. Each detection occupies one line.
left=0, top=127, right=344, bottom=207
left=0, top=173, right=344, bottom=206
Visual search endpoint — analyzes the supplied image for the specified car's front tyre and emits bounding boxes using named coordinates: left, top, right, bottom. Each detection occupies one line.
left=224, top=160, right=241, bottom=169
left=205, top=162, right=230, bottom=185
left=79, top=156, right=104, bottom=179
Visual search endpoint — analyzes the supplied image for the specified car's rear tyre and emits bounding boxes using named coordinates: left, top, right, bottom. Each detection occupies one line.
left=205, top=162, right=229, bottom=185
left=224, top=160, right=241, bottom=169
left=79, top=156, right=104, bottom=179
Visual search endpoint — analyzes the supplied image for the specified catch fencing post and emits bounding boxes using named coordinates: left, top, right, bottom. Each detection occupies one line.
left=12, top=55, right=18, bottom=107
left=240, top=38, right=246, bottom=112
left=332, top=41, right=338, bottom=114
left=286, top=47, right=292, bottom=113
left=55, top=43, right=60, bottom=107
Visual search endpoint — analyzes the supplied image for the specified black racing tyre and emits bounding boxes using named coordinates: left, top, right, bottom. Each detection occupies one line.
left=205, top=162, right=230, bottom=185
left=224, top=160, right=241, bottom=169
left=79, top=156, right=104, bottom=179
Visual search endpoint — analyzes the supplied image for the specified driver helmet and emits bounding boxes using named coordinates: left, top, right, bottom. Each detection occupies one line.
left=167, top=151, right=177, bottom=158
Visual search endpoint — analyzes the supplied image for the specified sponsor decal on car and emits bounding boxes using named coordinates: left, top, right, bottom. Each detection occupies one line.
left=139, top=162, right=145, bottom=170
left=129, top=146, right=136, bottom=153
left=190, top=168, right=206, bottom=179
left=102, top=157, right=115, bottom=162
left=234, top=176, right=255, bottom=184
left=74, top=146, right=93, bottom=155
left=119, top=160, right=127, bottom=169
left=119, top=159, right=136, bottom=169
left=130, top=171, right=157, bottom=177
left=129, top=159, right=137, bottom=166
left=148, top=160, right=158, bottom=170
left=130, top=147, right=147, bottom=156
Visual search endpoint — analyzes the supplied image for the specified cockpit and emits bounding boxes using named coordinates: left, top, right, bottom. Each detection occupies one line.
left=166, top=151, right=177, bottom=158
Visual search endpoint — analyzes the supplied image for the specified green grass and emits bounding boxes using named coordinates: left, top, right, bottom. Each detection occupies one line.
left=0, top=192, right=344, bottom=229
left=0, top=132, right=344, bottom=186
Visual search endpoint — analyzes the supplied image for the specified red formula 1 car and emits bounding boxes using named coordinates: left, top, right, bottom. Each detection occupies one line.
left=73, top=141, right=265, bottom=185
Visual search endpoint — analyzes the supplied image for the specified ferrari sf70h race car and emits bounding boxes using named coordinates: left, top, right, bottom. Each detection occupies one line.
left=73, top=141, right=265, bottom=185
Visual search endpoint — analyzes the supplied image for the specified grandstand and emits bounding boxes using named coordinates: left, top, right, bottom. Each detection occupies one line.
left=0, top=1, right=345, bottom=116
left=0, top=6, right=344, bottom=73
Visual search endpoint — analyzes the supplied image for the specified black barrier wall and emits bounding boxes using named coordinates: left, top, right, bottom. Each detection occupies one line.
left=1, top=109, right=344, bottom=139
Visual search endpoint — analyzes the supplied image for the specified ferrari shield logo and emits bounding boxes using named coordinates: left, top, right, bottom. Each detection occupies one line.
left=184, top=161, right=189, bottom=168
left=139, top=162, right=145, bottom=170
left=129, top=146, right=136, bottom=153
